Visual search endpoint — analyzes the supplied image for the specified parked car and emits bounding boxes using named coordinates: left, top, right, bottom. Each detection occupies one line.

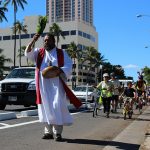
left=0, top=67, right=36, bottom=110
left=72, top=85, right=100, bottom=103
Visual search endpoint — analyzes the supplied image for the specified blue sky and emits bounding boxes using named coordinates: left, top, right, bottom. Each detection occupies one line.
left=0, top=0, right=150, bottom=81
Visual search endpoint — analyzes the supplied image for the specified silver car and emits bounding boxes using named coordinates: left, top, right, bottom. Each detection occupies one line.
left=72, top=85, right=100, bottom=103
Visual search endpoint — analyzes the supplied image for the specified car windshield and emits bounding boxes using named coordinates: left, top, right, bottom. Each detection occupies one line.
left=74, top=86, right=94, bottom=92
left=6, top=68, right=35, bottom=79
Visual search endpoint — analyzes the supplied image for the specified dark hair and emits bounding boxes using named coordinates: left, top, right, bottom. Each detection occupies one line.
left=110, top=72, right=115, bottom=77
left=127, top=81, right=132, bottom=85
left=45, top=33, right=55, bottom=43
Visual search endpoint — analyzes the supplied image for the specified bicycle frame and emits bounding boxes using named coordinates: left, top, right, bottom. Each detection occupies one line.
left=123, top=97, right=133, bottom=120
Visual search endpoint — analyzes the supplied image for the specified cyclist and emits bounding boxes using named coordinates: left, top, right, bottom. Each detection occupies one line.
left=110, top=72, right=121, bottom=113
left=96, top=73, right=114, bottom=118
left=135, top=75, right=147, bottom=107
left=147, top=86, right=150, bottom=105
left=120, top=81, right=136, bottom=111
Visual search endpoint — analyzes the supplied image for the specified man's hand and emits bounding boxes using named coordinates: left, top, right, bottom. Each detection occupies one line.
left=32, top=34, right=40, bottom=43
left=26, top=34, right=40, bottom=52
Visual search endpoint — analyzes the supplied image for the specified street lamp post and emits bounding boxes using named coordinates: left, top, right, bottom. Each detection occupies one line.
left=137, top=14, right=150, bottom=49
left=136, top=14, right=150, bottom=18
left=100, top=65, right=103, bottom=81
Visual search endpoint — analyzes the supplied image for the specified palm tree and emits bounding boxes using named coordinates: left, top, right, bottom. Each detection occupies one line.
left=83, top=46, right=100, bottom=84
left=12, top=20, right=27, bottom=67
left=49, top=23, right=65, bottom=46
left=4, top=0, right=27, bottom=67
left=94, top=51, right=106, bottom=82
left=0, top=5, right=8, bottom=22
left=66, top=42, right=82, bottom=88
left=17, top=45, right=28, bottom=66
left=0, top=48, right=12, bottom=78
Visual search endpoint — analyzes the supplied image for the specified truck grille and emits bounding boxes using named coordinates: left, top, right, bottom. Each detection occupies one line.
left=1, top=83, right=29, bottom=92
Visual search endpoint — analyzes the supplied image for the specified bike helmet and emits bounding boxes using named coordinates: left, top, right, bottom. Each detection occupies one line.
left=138, top=75, right=143, bottom=80
left=103, top=73, right=109, bottom=77
left=110, top=72, right=115, bottom=77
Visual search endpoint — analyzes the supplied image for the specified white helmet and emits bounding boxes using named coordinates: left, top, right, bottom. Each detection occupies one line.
left=103, top=73, right=109, bottom=77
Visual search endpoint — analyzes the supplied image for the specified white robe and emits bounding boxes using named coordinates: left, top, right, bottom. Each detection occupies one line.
left=25, top=47, right=73, bottom=125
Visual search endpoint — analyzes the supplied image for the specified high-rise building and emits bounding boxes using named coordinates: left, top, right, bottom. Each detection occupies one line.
left=0, top=0, right=98, bottom=87
left=46, top=0, right=93, bottom=25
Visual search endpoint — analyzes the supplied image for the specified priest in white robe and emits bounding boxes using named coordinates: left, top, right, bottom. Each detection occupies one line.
left=25, top=33, right=73, bottom=141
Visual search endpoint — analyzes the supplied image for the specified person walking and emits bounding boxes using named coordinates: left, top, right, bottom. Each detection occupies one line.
left=110, top=72, right=121, bottom=113
left=96, top=73, right=114, bottom=118
left=25, top=33, right=81, bottom=141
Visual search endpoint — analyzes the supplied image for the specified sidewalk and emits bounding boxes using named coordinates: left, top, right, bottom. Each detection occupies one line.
left=139, top=119, right=150, bottom=150
left=103, top=105, right=150, bottom=150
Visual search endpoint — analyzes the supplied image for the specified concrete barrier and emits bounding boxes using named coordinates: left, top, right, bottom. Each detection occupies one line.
left=21, top=110, right=38, bottom=117
left=0, top=112, right=17, bottom=121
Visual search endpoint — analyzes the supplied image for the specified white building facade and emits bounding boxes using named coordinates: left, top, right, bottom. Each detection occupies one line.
left=0, top=0, right=98, bottom=87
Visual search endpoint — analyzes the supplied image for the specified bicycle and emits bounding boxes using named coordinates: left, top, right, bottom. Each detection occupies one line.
left=136, top=95, right=144, bottom=114
left=93, top=96, right=102, bottom=117
left=122, top=97, right=133, bottom=120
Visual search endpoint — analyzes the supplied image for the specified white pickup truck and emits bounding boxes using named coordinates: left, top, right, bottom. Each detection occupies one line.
left=0, top=67, right=36, bottom=110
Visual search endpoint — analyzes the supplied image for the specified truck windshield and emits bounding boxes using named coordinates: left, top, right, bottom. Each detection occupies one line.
left=6, top=68, right=35, bottom=79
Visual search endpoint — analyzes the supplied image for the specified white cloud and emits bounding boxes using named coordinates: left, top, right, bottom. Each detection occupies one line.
left=123, top=64, right=139, bottom=69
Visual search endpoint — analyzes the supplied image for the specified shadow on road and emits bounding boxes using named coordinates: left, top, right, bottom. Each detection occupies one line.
left=64, top=138, right=140, bottom=150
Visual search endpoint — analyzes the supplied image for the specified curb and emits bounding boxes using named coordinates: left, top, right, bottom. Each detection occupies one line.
left=139, top=123, right=150, bottom=150
left=0, top=112, right=17, bottom=121
left=21, top=110, right=38, bottom=117
left=0, top=104, right=86, bottom=120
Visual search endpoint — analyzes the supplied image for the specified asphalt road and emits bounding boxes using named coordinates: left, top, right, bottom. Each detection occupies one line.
left=0, top=105, right=149, bottom=150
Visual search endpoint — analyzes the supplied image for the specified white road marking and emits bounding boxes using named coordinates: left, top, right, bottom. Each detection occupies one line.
left=0, top=111, right=83, bottom=130
left=0, top=123, right=10, bottom=126
left=0, top=120, right=39, bottom=130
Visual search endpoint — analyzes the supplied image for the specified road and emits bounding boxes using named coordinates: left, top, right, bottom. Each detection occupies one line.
left=0, top=105, right=149, bottom=150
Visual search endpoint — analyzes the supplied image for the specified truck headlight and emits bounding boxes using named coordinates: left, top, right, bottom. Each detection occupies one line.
left=27, top=83, right=36, bottom=90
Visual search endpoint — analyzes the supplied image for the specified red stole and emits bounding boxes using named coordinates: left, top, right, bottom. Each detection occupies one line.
left=36, top=48, right=82, bottom=109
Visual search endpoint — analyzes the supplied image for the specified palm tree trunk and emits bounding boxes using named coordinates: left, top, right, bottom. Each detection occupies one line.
left=72, top=58, right=76, bottom=89
left=19, top=33, right=21, bottom=67
left=56, top=37, right=58, bottom=47
left=13, top=6, right=16, bottom=67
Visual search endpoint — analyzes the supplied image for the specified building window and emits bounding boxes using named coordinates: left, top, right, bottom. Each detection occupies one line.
left=77, top=44, right=82, bottom=50
left=78, top=30, right=82, bottom=36
left=70, top=30, right=76, bottom=35
left=41, top=32, right=49, bottom=37
left=61, top=44, right=69, bottom=49
left=61, top=31, right=69, bottom=36
left=31, top=33, right=36, bottom=38
left=86, top=34, right=90, bottom=39
left=21, top=34, right=30, bottom=39
left=83, top=32, right=86, bottom=38
left=3, top=36, right=11, bottom=40
left=12, top=35, right=19, bottom=39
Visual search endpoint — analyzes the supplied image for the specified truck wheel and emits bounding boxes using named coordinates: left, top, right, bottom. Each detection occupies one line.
left=0, top=103, right=6, bottom=110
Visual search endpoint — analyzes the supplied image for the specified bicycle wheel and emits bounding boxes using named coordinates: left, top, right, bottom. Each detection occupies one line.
left=138, top=102, right=143, bottom=114
left=93, top=102, right=97, bottom=117
left=128, top=110, right=133, bottom=119
left=93, top=102, right=101, bottom=117
left=123, top=108, right=127, bottom=120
